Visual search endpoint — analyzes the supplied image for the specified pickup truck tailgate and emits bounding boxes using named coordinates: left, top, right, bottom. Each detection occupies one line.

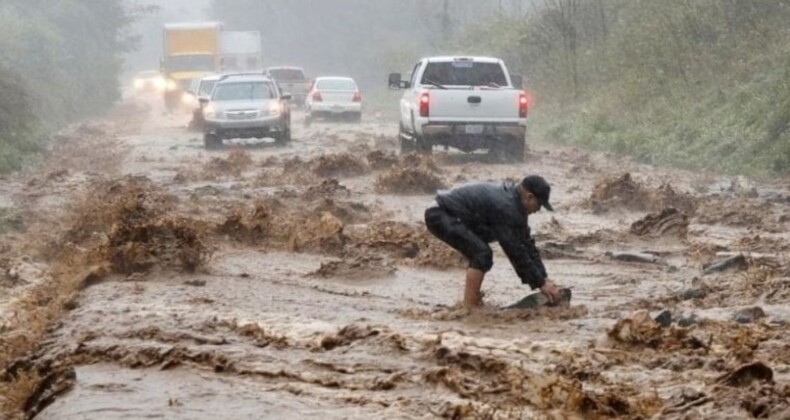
left=429, top=89, right=520, bottom=120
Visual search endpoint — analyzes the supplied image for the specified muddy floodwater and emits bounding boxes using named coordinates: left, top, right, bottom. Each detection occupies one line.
left=1, top=96, right=789, bottom=419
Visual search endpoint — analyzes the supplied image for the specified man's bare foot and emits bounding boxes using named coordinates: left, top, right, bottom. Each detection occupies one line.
left=463, top=290, right=485, bottom=308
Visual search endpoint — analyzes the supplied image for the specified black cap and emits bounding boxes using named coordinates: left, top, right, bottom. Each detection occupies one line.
left=521, top=175, right=554, bottom=212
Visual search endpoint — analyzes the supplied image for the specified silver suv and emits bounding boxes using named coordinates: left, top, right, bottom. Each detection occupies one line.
left=201, top=74, right=292, bottom=148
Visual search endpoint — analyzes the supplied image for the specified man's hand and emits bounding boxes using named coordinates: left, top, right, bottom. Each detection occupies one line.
left=540, top=280, right=561, bottom=304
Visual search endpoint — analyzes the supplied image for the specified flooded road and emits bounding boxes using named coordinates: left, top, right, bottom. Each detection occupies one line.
left=2, top=97, right=789, bottom=419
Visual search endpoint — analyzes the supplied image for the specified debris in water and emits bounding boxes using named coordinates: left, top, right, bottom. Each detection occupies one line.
left=306, top=179, right=349, bottom=196
left=309, top=255, right=395, bottom=280
left=608, top=310, right=663, bottom=346
left=605, top=251, right=663, bottom=264
left=630, top=207, right=689, bottom=238
left=589, top=173, right=695, bottom=214
left=310, top=153, right=370, bottom=178
left=375, top=154, right=445, bottom=194
left=203, top=148, right=253, bottom=177
left=366, top=150, right=399, bottom=170
left=289, top=212, right=345, bottom=254
left=716, top=362, right=773, bottom=387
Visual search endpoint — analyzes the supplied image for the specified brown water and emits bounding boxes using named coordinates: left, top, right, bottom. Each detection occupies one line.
left=1, top=95, right=789, bottom=419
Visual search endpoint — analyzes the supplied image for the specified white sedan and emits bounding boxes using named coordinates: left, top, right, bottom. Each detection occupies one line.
left=304, top=77, right=362, bottom=125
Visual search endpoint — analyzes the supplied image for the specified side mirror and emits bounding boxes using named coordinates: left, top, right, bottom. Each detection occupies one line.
left=388, top=73, right=403, bottom=89
left=199, top=97, right=209, bottom=105
left=510, top=74, right=523, bottom=89
left=281, top=93, right=292, bottom=101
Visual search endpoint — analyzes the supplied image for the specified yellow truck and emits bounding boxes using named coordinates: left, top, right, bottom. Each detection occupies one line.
left=161, top=22, right=223, bottom=110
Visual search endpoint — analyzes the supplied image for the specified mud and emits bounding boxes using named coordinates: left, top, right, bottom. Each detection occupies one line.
left=589, top=173, right=697, bottom=214
left=1, top=97, right=789, bottom=419
left=630, top=207, right=689, bottom=238
left=375, top=154, right=446, bottom=194
left=308, top=255, right=395, bottom=280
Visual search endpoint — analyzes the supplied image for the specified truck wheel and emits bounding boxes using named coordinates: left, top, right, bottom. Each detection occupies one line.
left=415, top=135, right=433, bottom=155
left=399, top=124, right=415, bottom=155
left=275, top=127, right=291, bottom=146
left=507, top=137, right=526, bottom=163
left=204, top=133, right=222, bottom=149
left=491, top=137, right=525, bottom=163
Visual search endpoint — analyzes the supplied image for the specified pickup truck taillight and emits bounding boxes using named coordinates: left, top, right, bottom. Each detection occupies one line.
left=519, top=91, right=529, bottom=118
left=419, top=92, right=430, bottom=117
left=312, top=91, right=323, bottom=102
left=352, top=91, right=362, bottom=102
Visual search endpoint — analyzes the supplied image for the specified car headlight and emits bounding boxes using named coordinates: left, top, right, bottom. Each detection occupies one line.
left=182, top=94, right=197, bottom=106
left=154, top=78, right=166, bottom=91
left=203, top=105, right=223, bottom=119
left=267, top=102, right=283, bottom=116
left=165, top=79, right=178, bottom=91
left=134, top=79, right=144, bottom=89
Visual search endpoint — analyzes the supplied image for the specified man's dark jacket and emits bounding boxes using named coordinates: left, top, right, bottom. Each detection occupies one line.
left=436, top=182, right=547, bottom=289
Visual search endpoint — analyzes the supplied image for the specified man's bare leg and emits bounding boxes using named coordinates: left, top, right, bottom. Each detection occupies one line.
left=464, top=268, right=485, bottom=307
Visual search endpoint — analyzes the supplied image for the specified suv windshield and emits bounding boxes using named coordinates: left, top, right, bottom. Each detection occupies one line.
left=421, top=61, right=508, bottom=87
left=268, top=69, right=305, bottom=81
left=199, top=80, right=217, bottom=97
left=166, top=55, right=215, bottom=73
left=316, top=79, right=356, bottom=91
left=213, top=82, right=276, bottom=101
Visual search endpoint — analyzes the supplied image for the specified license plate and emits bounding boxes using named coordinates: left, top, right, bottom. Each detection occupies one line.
left=465, top=125, right=484, bottom=135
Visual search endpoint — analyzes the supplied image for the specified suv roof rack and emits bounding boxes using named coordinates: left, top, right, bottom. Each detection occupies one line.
left=218, top=72, right=268, bottom=82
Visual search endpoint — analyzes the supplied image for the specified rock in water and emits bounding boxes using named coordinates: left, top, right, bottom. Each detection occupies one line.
left=504, top=288, right=572, bottom=310
left=676, top=288, right=707, bottom=300
left=702, top=254, right=747, bottom=275
left=654, top=310, right=672, bottom=328
left=733, top=306, right=766, bottom=324
left=677, top=313, right=699, bottom=327
left=605, top=251, right=663, bottom=264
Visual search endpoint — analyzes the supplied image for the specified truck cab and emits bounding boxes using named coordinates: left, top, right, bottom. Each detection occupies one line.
left=162, top=22, right=223, bottom=111
left=389, top=56, right=528, bottom=161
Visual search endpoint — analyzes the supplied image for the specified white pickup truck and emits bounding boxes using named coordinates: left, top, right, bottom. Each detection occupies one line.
left=388, top=56, right=528, bottom=161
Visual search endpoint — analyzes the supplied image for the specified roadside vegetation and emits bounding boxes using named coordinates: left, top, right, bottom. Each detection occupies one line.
left=453, top=0, right=790, bottom=176
left=0, top=0, right=139, bottom=173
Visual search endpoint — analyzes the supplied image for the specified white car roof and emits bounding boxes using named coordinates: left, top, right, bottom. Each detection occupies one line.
left=217, top=74, right=273, bottom=83
left=314, top=77, right=356, bottom=82
left=164, top=22, right=223, bottom=30
left=424, top=56, right=502, bottom=64
left=267, top=66, right=305, bottom=71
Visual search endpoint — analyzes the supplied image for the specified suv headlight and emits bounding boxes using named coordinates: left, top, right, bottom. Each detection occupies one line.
left=266, top=102, right=283, bottom=116
left=203, top=105, right=224, bottom=119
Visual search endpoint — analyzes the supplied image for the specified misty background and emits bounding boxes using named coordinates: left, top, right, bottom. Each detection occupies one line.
left=2, top=0, right=790, bottom=176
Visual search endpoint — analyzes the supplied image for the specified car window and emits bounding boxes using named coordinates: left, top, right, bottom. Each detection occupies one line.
left=199, top=80, right=217, bottom=96
left=421, top=61, right=507, bottom=87
left=213, top=82, right=276, bottom=101
left=316, top=79, right=356, bottom=91
left=409, top=62, right=421, bottom=87
left=268, top=69, right=306, bottom=81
